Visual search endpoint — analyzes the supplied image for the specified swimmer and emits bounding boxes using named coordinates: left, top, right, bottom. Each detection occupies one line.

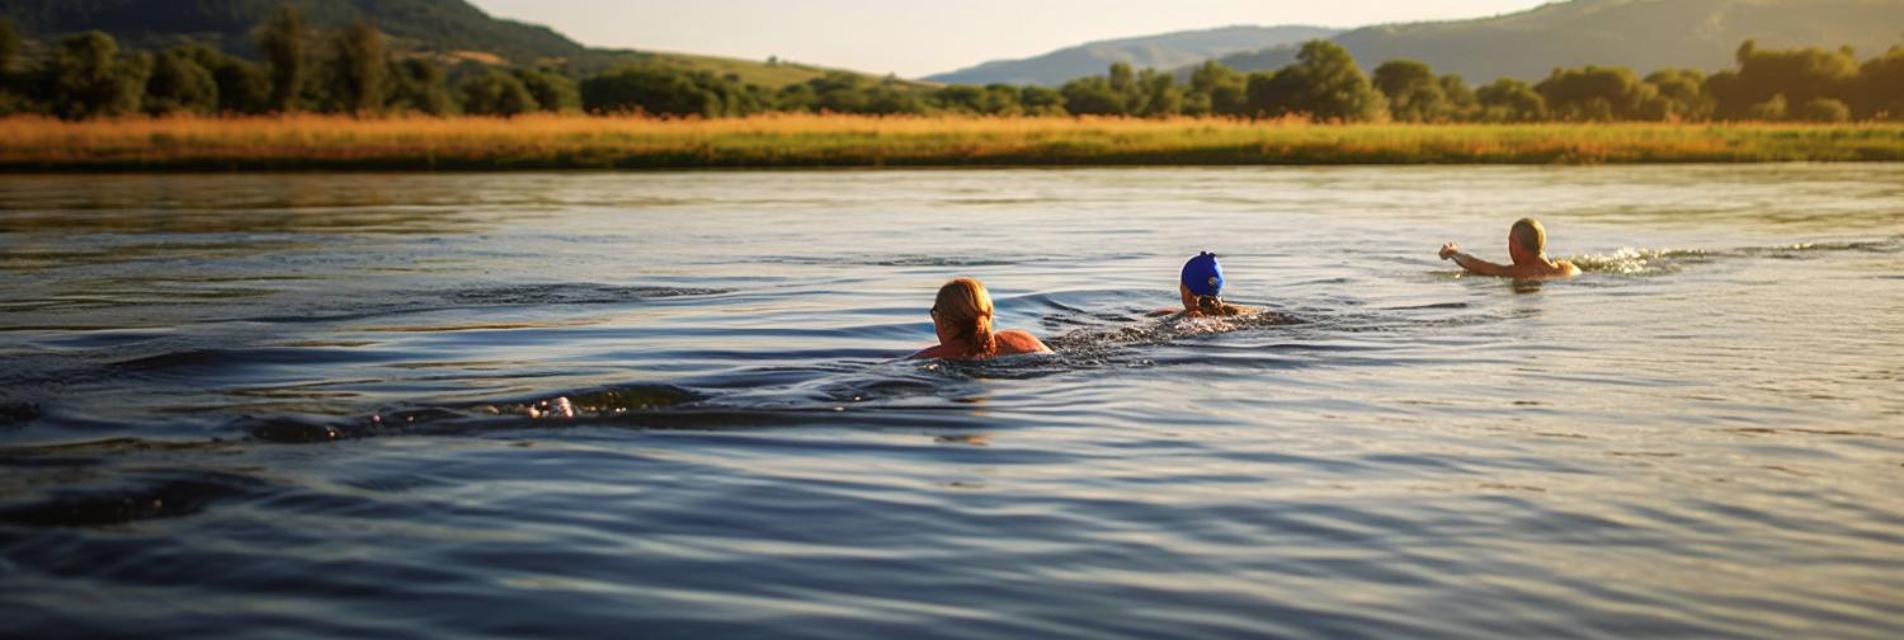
left=1439, top=217, right=1581, bottom=280
left=911, top=277, right=1052, bottom=360
left=1155, top=252, right=1257, bottom=317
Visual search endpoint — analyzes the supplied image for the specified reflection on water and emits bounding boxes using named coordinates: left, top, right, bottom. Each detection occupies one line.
left=1, top=166, right=1902, bottom=638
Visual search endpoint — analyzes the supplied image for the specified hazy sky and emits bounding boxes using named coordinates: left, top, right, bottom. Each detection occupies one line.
left=469, top=0, right=1555, bottom=78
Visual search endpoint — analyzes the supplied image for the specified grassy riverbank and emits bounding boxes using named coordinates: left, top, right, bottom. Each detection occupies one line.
left=2, top=114, right=1901, bottom=171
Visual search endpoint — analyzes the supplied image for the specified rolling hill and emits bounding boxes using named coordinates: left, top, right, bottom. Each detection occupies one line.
left=926, top=25, right=1337, bottom=86
left=0, top=0, right=882, bottom=87
left=1210, top=0, right=1904, bottom=82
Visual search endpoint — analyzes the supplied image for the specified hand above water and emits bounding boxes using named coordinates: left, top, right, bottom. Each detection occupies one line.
left=1439, top=243, right=1461, bottom=260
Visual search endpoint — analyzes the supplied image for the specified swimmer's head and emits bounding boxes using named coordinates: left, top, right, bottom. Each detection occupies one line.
left=932, top=277, right=996, bottom=356
left=1180, top=252, right=1228, bottom=315
left=1181, top=252, right=1225, bottom=297
left=1509, top=218, right=1547, bottom=261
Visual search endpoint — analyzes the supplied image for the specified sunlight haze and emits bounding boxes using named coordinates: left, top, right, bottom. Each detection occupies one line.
left=468, top=0, right=1556, bottom=78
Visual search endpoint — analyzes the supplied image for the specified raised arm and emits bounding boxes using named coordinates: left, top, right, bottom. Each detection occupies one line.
left=1440, top=243, right=1511, bottom=277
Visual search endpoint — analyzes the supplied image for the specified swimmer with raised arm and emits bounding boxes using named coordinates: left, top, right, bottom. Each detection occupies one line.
left=1439, top=218, right=1581, bottom=280
left=911, top=277, right=1052, bottom=360
left=1156, top=252, right=1258, bottom=317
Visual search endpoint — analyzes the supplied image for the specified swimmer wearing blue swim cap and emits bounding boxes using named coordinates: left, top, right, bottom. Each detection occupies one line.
left=1168, top=252, right=1257, bottom=318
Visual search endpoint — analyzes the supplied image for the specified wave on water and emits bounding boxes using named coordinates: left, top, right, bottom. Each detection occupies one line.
left=751, top=254, right=1024, bottom=267
left=0, top=284, right=1574, bottom=532
left=178, top=310, right=1311, bottom=446
left=1566, top=248, right=1711, bottom=276
left=1046, top=310, right=1305, bottom=365
left=1733, top=238, right=1903, bottom=256
left=0, top=403, right=39, bottom=429
left=444, top=283, right=731, bottom=306
left=0, top=467, right=268, bottom=528
left=1566, top=237, right=1901, bottom=277
left=242, top=283, right=732, bottom=324
left=751, top=251, right=1151, bottom=268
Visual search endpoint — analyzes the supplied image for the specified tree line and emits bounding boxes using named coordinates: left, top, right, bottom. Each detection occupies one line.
left=1, top=10, right=1899, bottom=123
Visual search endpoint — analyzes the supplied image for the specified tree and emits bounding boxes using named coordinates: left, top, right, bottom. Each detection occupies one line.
left=1276, top=40, right=1387, bottom=122
left=1644, top=69, right=1712, bottom=121
left=1703, top=70, right=1745, bottom=119
left=43, top=31, right=151, bottom=119
left=1187, top=60, right=1247, bottom=117
left=1744, top=94, right=1788, bottom=121
left=1439, top=75, right=1478, bottom=121
left=1475, top=77, right=1546, bottom=122
left=144, top=47, right=218, bottom=115
left=387, top=59, right=456, bottom=115
left=1710, top=40, right=1858, bottom=120
left=1108, top=62, right=1135, bottom=98
left=1133, top=68, right=1182, bottom=117
left=1794, top=97, right=1850, bottom=122
left=461, top=69, right=538, bottom=116
left=931, top=83, right=1021, bottom=116
left=151, top=43, right=267, bottom=115
left=1536, top=65, right=1647, bottom=121
left=811, top=71, right=872, bottom=113
left=515, top=68, right=580, bottom=113
left=1058, top=62, right=1147, bottom=116
left=978, top=84, right=1024, bottom=116
left=333, top=19, right=387, bottom=116
left=1855, top=46, right=1904, bottom=120
left=1372, top=59, right=1450, bottom=122
left=209, top=57, right=271, bottom=115
left=859, top=79, right=927, bottom=115
left=774, top=82, right=818, bottom=113
left=257, top=7, right=307, bottom=112
left=1059, top=76, right=1124, bottom=116
left=581, top=66, right=740, bottom=116
left=0, top=17, right=18, bottom=78
left=1243, top=69, right=1304, bottom=119
left=0, top=17, right=23, bottom=114
left=934, top=84, right=985, bottom=114
left=1018, top=85, right=1064, bottom=116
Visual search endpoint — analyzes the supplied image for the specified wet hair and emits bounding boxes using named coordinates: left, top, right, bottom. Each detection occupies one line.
left=934, top=277, right=996, bottom=358
left=1193, top=295, right=1226, bottom=315
left=1510, top=218, right=1547, bottom=255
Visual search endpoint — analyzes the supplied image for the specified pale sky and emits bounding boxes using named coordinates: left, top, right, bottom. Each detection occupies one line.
left=469, top=0, right=1556, bottom=78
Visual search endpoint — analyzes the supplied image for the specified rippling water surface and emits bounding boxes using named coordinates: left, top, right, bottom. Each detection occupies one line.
left=2, top=166, right=1901, bottom=638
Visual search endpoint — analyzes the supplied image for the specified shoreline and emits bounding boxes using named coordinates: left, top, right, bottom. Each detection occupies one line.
left=2, top=115, right=1901, bottom=172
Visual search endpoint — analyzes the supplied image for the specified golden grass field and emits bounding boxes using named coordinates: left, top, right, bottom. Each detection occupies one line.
left=1, top=114, right=1900, bottom=170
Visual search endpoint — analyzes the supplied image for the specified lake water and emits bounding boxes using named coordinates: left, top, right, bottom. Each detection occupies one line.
left=1, top=166, right=1901, bottom=638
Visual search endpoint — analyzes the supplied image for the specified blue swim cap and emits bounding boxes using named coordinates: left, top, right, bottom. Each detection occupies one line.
left=1181, top=252, right=1224, bottom=297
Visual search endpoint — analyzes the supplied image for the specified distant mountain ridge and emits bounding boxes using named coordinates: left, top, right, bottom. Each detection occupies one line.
left=926, top=25, right=1338, bottom=86
left=1211, top=0, right=1904, bottom=82
left=0, top=0, right=586, bottom=64
left=0, top=0, right=883, bottom=87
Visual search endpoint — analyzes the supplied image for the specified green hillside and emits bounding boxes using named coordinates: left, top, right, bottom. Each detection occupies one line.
left=926, top=25, right=1337, bottom=86
left=1213, top=0, right=1904, bottom=81
left=0, top=0, right=879, bottom=87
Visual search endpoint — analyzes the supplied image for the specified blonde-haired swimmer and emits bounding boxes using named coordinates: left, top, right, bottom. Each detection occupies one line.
left=1439, top=218, right=1581, bottom=280
left=1157, top=252, right=1257, bottom=317
left=910, top=277, right=1052, bottom=360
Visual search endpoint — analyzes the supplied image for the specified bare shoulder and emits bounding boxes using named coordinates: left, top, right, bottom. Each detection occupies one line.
left=1516, top=262, right=1580, bottom=280
left=994, top=330, right=1052, bottom=355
